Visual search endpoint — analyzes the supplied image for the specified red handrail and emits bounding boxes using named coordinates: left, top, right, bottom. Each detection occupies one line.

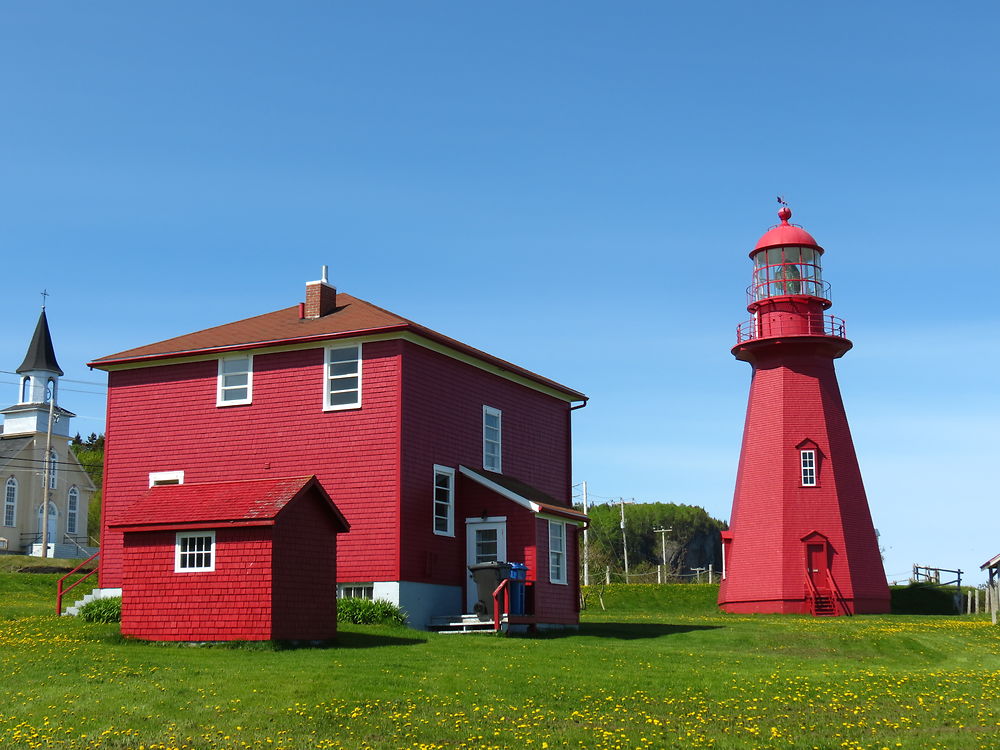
left=804, top=569, right=819, bottom=614
left=825, top=569, right=852, bottom=616
left=492, top=578, right=510, bottom=632
left=56, top=551, right=100, bottom=616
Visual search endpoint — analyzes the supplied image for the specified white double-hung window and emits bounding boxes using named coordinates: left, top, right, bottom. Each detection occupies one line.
left=433, top=465, right=455, bottom=536
left=175, top=531, right=215, bottom=572
left=483, top=406, right=501, bottom=472
left=217, top=354, right=253, bottom=406
left=549, top=521, right=567, bottom=584
left=325, top=344, right=362, bottom=410
left=800, top=450, right=817, bottom=486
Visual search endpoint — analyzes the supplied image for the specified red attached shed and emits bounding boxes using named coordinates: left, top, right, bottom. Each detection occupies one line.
left=112, top=475, right=349, bottom=641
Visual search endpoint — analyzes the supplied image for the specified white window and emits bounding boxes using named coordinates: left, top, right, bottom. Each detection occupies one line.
left=801, top=450, right=817, bottom=486
left=325, top=344, right=361, bottom=410
left=149, top=470, right=184, bottom=487
left=175, top=531, right=215, bottom=572
left=217, top=354, right=253, bottom=406
left=549, top=521, right=567, bottom=584
left=3, top=477, right=16, bottom=527
left=338, top=584, right=374, bottom=600
left=46, top=450, right=57, bottom=490
left=20, top=377, right=30, bottom=403
left=67, top=486, right=79, bottom=535
left=433, top=465, right=455, bottom=536
left=483, top=406, right=502, bottom=472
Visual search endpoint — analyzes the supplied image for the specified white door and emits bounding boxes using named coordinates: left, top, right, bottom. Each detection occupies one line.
left=37, top=502, right=57, bottom=544
left=465, top=518, right=507, bottom=612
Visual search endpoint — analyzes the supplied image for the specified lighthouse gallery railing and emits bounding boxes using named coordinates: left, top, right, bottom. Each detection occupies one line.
left=736, top=314, right=846, bottom=344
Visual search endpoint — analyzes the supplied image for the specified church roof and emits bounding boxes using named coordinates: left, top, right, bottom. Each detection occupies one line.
left=17, top=310, right=64, bottom=376
left=0, top=436, right=33, bottom=470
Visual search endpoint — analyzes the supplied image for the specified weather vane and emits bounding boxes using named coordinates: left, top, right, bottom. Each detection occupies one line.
left=776, top=195, right=788, bottom=207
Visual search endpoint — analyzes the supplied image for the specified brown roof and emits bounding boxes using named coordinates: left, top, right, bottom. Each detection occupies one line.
left=110, top=475, right=349, bottom=532
left=461, top=466, right=590, bottom=524
left=89, top=292, right=585, bottom=401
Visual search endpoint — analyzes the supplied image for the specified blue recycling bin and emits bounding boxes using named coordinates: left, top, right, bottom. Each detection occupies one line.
left=508, top=562, right=528, bottom=615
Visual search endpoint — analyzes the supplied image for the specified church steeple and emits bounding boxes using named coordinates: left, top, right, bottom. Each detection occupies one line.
left=17, top=309, right=64, bottom=379
left=2, top=307, right=75, bottom=436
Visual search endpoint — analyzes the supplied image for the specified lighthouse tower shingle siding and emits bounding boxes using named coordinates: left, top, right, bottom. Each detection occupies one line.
left=718, top=207, right=890, bottom=616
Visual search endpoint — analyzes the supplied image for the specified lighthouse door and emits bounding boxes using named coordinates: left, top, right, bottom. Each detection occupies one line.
left=806, top=543, right=826, bottom=587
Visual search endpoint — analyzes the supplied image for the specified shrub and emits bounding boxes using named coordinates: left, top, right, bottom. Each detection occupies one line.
left=338, top=597, right=407, bottom=626
left=79, top=596, right=122, bottom=623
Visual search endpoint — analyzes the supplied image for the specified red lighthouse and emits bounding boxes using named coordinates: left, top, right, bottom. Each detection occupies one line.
left=718, top=206, right=890, bottom=616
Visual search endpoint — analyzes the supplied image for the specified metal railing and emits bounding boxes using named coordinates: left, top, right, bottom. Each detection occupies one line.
left=491, top=578, right=511, bottom=632
left=56, top=551, right=100, bottom=615
left=736, top=313, right=846, bottom=344
left=747, top=278, right=832, bottom=305
left=826, top=569, right=852, bottom=616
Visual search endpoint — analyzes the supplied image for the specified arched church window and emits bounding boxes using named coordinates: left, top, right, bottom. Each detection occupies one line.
left=3, top=478, right=16, bottom=527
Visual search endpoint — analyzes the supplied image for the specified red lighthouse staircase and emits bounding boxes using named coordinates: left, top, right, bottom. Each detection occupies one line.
left=718, top=206, right=890, bottom=616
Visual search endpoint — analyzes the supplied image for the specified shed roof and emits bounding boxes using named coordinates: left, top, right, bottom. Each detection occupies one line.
left=87, top=292, right=586, bottom=402
left=111, top=475, right=349, bottom=532
left=459, top=466, right=589, bottom=525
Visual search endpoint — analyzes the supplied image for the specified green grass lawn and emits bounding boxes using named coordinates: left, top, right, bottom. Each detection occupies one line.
left=1, top=575, right=998, bottom=749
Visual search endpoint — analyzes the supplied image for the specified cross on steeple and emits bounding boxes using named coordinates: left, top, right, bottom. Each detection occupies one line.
left=40, top=289, right=49, bottom=310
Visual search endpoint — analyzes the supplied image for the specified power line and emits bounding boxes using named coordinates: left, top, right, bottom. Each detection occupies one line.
left=0, top=370, right=107, bottom=387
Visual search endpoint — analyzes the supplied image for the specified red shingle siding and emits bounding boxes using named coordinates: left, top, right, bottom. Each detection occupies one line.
left=271, top=494, right=340, bottom=640
left=532, top=517, right=580, bottom=622
left=101, top=340, right=401, bottom=589
left=399, top=341, right=572, bottom=588
left=121, top=527, right=275, bottom=641
left=719, top=345, right=889, bottom=614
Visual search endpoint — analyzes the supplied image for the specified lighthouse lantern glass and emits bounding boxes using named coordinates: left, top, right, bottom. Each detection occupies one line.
left=752, top=245, right=824, bottom=300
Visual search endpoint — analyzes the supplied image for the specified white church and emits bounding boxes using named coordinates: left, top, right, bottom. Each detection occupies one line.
left=0, top=309, right=96, bottom=558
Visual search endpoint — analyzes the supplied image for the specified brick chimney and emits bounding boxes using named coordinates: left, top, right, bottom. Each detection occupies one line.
left=304, top=265, right=338, bottom=318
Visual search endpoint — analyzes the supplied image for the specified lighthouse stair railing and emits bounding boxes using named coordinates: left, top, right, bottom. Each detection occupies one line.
left=825, top=569, right=853, bottom=616
left=804, top=572, right=836, bottom=616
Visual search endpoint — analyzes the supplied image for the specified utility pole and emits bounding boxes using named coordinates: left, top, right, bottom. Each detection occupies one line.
left=41, top=389, right=55, bottom=559
left=620, top=498, right=629, bottom=584
left=654, top=527, right=672, bottom=584
left=581, top=481, right=590, bottom=586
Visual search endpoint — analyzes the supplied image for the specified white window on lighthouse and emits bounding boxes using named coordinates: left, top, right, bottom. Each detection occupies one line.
left=800, top=450, right=817, bottom=486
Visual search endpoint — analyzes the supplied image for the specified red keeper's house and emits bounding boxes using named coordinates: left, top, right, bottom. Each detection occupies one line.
left=88, top=268, right=588, bottom=631
left=112, top=475, right=349, bottom=641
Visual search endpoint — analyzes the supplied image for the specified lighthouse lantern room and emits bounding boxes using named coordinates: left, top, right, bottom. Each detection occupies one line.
left=718, top=206, right=890, bottom=616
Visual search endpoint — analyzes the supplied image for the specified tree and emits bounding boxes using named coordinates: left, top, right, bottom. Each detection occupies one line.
left=70, top=435, right=104, bottom=541
left=578, top=501, right=726, bottom=582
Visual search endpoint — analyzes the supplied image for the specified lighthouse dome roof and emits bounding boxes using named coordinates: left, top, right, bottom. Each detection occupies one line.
left=753, top=207, right=823, bottom=253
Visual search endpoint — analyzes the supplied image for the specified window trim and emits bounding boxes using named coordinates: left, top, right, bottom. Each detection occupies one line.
left=800, top=449, right=817, bottom=487
left=216, top=354, right=253, bottom=407
left=67, top=486, right=79, bottom=535
left=432, top=465, right=455, bottom=537
left=483, top=405, right=502, bottom=472
left=324, top=343, right=362, bottom=411
left=338, top=584, right=374, bottom=600
left=175, top=530, right=216, bottom=572
left=3, top=477, right=16, bottom=527
left=549, top=520, right=567, bottom=585
left=149, top=470, right=185, bottom=487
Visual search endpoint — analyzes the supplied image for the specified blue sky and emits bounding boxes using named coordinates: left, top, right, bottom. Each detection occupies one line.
left=2, top=2, right=997, bottom=584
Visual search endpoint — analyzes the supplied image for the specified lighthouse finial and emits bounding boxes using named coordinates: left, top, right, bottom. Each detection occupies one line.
left=776, top=196, right=791, bottom=223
